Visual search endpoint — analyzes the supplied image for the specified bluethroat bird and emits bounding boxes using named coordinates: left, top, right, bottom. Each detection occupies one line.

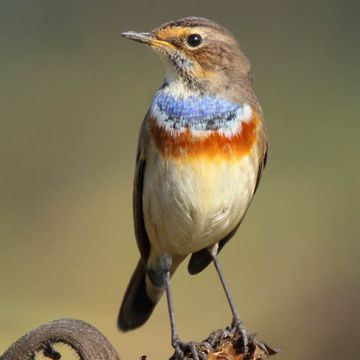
left=118, top=17, right=267, bottom=357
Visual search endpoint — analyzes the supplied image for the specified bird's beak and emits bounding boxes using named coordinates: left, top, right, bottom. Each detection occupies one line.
left=121, top=31, right=174, bottom=49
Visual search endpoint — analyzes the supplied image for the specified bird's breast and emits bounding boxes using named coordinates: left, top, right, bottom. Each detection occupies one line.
left=143, top=95, right=263, bottom=256
left=148, top=94, right=261, bottom=162
left=143, top=146, right=259, bottom=257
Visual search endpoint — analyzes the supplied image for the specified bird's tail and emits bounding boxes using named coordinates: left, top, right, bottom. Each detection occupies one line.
left=117, top=260, right=163, bottom=331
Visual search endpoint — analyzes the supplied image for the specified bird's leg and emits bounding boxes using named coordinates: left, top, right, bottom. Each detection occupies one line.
left=163, top=264, right=208, bottom=360
left=163, top=269, right=182, bottom=357
left=208, top=244, right=249, bottom=353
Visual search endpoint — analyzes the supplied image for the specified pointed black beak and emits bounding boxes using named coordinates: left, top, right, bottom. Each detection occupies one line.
left=121, top=31, right=174, bottom=51
left=121, top=31, right=155, bottom=45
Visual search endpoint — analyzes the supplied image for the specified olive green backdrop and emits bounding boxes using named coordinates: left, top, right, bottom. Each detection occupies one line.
left=1, top=1, right=359, bottom=359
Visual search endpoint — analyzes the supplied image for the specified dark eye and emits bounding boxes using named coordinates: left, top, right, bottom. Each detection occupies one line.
left=187, top=34, right=202, bottom=47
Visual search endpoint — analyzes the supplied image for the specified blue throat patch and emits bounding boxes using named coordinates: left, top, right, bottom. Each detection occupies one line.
left=154, top=92, right=242, bottom=131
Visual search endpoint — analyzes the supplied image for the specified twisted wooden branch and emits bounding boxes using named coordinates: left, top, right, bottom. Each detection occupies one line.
left=0, top=318, right=277, bottom=360
left=0, top=318, right=120, bottom=360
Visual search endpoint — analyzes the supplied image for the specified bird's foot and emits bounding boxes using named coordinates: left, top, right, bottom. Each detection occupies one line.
left=230, top=318, right=249, bottom=355
left=171, top=336, right=212, bottom=360
left=170, top=329, right=278, bottom=360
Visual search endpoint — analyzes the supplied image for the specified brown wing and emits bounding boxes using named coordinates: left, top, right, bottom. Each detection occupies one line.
left=188, top=129, right=268, bottom=275
left=254, top=135, right=268, bottom=194
left=133, top=145, right=150, bottom=263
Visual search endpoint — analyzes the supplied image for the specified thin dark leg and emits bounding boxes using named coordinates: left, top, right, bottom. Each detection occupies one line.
left=163, top=270, right=201, bottom=360
left=164, top=270, right=179, bottom=349
left=209, top=248, right=248, bottom=352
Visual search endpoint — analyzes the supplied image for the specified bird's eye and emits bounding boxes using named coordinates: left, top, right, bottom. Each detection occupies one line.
left=187, top=34, right=202, bottom=47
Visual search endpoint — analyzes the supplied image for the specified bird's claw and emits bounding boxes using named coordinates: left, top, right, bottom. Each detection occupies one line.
left=231, top=318, right=249, bottom=354
left=172, top=338, right=210, bottom=360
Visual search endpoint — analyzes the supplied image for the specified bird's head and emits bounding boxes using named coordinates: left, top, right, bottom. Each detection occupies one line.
left=122, top=17, right=253, bottom=98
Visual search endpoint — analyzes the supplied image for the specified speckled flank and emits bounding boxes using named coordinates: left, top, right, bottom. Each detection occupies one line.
left=149, top=110, right=260, bottom=161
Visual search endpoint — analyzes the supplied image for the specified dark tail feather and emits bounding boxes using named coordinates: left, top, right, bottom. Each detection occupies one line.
left=117, top=260, right=157, bottom=331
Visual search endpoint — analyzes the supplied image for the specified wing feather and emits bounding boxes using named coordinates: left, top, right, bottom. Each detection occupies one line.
left=133, top=136, right=150, bottom=263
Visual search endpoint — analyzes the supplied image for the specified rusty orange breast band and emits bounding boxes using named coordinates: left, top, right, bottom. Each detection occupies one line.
left=149, top=111, right=261, bottom=161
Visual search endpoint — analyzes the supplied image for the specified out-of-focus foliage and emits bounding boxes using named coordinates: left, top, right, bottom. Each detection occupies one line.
left=0, top=1, right=359, bottom=359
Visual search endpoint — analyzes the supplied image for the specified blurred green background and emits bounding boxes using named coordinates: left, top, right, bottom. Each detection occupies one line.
left=1, top=1, right=359, bottom=359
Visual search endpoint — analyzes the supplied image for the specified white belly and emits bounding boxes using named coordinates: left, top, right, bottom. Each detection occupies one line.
left=142, top=152, right=258, bottom=258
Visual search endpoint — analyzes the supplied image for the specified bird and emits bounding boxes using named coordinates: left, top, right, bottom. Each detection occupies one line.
left=118, top=17, right=268, bottom=358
